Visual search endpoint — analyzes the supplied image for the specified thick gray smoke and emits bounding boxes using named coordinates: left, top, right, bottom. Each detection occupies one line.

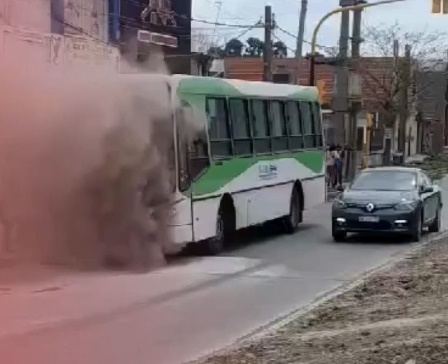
left=0, top=50, right=177, bottom=271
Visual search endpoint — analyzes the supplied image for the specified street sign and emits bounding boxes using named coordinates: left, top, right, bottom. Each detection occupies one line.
left=137, top=30, right=178, bottom=48
left=385, top=128, right=393, bottom=139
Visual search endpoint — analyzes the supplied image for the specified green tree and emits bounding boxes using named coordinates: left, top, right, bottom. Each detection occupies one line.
left=273, top=41, right=288, bottom=58
left=245, top=37, right=264, bottom=57
left=207, top=46, right=224, bottom=57
left=224, top=38, right=245, bottom=57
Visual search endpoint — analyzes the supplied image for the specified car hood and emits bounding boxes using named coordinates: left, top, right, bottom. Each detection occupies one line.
left=341, top=190, right=417, bottom=205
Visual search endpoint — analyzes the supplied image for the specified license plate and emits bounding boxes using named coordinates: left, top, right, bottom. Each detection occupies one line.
left=359, top=216, right=379, bottom=223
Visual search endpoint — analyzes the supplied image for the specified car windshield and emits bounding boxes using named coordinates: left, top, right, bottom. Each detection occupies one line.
left=350, top=170, right=417, bottom=191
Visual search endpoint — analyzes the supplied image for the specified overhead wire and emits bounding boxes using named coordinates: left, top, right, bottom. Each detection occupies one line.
left=275, top=24, right=334, bottom=53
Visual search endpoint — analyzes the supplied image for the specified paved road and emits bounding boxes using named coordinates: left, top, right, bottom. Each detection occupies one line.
left=0, top=178, right=447, bottom=364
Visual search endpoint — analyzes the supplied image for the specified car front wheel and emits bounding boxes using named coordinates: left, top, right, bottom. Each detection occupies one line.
left=332, top=224, right=347, bottom=242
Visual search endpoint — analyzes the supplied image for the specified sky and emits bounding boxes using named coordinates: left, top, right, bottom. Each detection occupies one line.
left=191, top=0, right=447, bottom=56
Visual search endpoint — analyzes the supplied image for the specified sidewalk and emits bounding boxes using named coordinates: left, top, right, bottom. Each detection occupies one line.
left=196, top=233, right=448, bottom=364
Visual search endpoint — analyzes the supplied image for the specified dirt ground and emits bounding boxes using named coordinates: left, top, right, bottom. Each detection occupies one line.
left=198, top=237, right=448, bottom=364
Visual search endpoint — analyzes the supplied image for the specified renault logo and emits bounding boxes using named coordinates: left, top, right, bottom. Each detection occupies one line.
left=366, top=203, right=375, bottom=212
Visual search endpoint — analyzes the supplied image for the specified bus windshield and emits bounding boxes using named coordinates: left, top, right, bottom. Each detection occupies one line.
left=176, top=101, right=210, bottom=192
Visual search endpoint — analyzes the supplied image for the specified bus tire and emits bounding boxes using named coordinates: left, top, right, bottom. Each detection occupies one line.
left=204, top=196, right=235, bottom=255
left=283, top=185, right=302, bottom=234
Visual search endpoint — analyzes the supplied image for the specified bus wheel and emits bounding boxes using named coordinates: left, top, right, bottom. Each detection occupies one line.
left=284, top=186, right=301, bottom=234
left=204, top=199, right=235, bottom=255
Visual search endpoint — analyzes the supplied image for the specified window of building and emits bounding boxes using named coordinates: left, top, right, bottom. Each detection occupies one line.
left=250, top=99, right=271, bottom=154
left=269, top=101, right=288, bottom=151
left=273, top=73, right=290, bottom=84
left=206, top=97, right=232, bottom=157
left=286, top=101, right=304, bottom=150
left=229, top=98, right=252, bottom=156
left=299, top=101, right=316, bottom=148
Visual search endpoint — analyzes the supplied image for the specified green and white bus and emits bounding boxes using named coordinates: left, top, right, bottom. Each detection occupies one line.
left=130, top=74, right=325, bottom=254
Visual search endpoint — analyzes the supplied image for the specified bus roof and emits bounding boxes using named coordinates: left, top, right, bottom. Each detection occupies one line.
left=171, top=74, right=319, bottom=101
left=119, top=73, right=319, bottom=102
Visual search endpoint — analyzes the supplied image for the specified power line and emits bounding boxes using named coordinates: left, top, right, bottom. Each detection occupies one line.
left=275, top=25, right=334, bottom=52
left=272, top=33, right=295, bottom=55
left=211, top=21, right=263, bottom=52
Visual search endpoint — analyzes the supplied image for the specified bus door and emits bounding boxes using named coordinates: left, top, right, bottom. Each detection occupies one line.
left=173, top=103, right=194, bottom=242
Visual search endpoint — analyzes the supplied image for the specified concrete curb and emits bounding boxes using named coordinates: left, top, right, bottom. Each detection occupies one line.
left=188, top=228, right=448, bottom=364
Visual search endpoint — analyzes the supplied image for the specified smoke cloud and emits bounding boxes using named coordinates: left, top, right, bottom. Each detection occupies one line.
left=0, top=40, right=178, bottom=271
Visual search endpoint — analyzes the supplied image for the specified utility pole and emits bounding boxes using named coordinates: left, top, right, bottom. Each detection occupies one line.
left=334, top=0, right=351, bottom=169
left=295, top=0, right=308, bottom=84
left=263, top=5, right=273, bottom=82
left=347, top=0, right=364, bottom=181
left=398, top=44, right=411, bottom=156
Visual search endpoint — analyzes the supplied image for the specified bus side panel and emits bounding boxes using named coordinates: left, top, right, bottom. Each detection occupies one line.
left=247, top=183, right=292, bottom=226
left=232, top=193, right=250, bottom=230
left=302, top=176, right=326, bottom=210
left=192, top=197, right=221, bottom=242
left=170, top=197, right=194, bottom=245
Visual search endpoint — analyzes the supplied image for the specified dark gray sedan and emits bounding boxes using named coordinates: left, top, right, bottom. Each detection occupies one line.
left=331, top=167, right=442, bottom=242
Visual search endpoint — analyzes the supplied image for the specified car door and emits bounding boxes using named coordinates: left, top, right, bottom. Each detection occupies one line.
left=419, top=171, right=436, bottom=224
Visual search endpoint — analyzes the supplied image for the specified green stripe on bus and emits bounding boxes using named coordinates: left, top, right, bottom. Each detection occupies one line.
left=192, top=151, right=324, bottom=196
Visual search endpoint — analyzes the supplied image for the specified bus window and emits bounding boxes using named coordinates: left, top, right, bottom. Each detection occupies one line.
left=286, top=101, right=304, bottom=150
left=250, top=99, right=270, bottom=154
left=269, top=101, right=288, bottom=152
left=168, top=135, right=176, bottom=192
left=181, top=101, right=210, bottom=180
left=206, top=97, right=232, bottom=158
left=176, top=107, right=191, bottom=192
left=311, top=102, right=323, bottom=148
left=229, top=98, right=252, bottom=156
left=299, top=101, right=316, bottom=148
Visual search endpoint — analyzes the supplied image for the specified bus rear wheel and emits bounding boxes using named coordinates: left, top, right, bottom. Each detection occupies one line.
left=203, top=199, right=235, bottom=255
left=283, top=186, right=302, bottom=234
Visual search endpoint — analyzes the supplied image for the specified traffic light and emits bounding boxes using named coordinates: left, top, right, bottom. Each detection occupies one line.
left=316, top=80, right=326, bottom=105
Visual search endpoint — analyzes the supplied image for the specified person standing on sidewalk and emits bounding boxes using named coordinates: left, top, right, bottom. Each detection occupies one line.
left=332, top=145, right=344, bottom=188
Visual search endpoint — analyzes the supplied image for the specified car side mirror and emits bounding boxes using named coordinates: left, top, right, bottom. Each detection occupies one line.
left=419, top=185, right=433, bottom=194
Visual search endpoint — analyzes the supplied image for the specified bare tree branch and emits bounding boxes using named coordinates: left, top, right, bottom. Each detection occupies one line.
left=191, top=28, right=228, bottom=53
left=359, top=23, right=448, bottom=125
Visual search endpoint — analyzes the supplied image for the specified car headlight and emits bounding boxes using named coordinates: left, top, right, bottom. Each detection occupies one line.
left=333, top=197, right=346, bottom=209
left=394, top=200, right=418, bottom=211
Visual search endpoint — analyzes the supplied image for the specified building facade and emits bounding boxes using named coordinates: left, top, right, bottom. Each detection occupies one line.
left=0, top=0, right=109, bottom=40
left=0, top=0, right=118, bottom=71
left=118, top=0, right=192, bottom=73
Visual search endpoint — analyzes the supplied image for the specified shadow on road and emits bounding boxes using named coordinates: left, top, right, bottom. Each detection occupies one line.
left=168, top=221, right=317, bottom=262
left=336, top=231, right=429, bottom=245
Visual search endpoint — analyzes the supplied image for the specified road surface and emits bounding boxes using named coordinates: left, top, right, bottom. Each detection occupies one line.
left=0, top=179, right=447, bottom=364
